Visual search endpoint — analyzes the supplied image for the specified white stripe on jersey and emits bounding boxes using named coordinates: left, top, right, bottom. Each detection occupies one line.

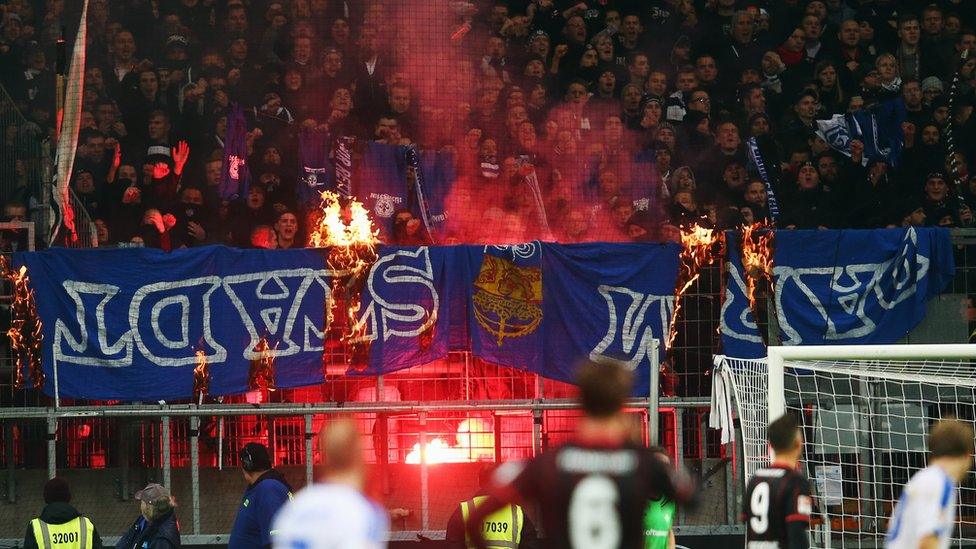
left=885, top=465, right=956, bottom=549
left=272, top=483, right=389, bottom=549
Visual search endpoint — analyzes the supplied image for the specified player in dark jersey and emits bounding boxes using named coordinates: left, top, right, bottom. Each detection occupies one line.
left=465, top=359, right=698, bottom=549
left=743, top=414, right=812, bottom=549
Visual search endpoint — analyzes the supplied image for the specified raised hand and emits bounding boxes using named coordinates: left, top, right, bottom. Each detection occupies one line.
left=171, top=140, right=190, bottom=176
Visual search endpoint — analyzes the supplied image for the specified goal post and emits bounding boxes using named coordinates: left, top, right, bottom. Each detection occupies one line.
left=715, top=344, right=976, bottom=548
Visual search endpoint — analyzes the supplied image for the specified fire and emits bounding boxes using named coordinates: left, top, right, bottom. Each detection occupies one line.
left=666, top=224, right=724, bottom=351
left=307, top=191, right=380, bottom=360
left=740, top=222, right=775, bottom=313
left=0, top=257, right=43, bottom=389
left=192, top=348, right=210, bottom=400
left=248, top=336, right=277, bottom=391
left=307, top=191, right=378, bottom=251
left=405, top=418, right=494, bottom=464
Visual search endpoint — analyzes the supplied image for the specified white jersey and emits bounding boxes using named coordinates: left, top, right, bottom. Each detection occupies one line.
left=885, top=465, right=956, bottom=549
left=272, top=483, right=389, bottom=549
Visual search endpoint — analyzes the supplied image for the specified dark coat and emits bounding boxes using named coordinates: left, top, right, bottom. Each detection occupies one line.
left=115, top=510, right=181, bottom=549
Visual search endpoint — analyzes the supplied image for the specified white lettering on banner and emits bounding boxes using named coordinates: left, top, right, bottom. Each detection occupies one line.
left=774, top=228, right=930, bottom=344
left=129, top=277, right=225, bottom=366
left=52, top=269, right=343, bottom=368
left=221, top=269, right=332, bottom=359
left=589, top=285, right=673, bottom=370
left=349, top=247, right=439, bottom=344
left=54, top=282, right=135, bottom=367
left=150, top=295, right=190, bottom=349
left=720, top=228, right=933, bottom=346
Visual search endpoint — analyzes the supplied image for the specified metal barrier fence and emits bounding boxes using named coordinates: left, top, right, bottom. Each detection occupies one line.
left=0, top=395, right=738, bottom=545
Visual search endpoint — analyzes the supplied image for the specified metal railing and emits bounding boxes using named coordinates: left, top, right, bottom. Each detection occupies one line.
left=0, top=394, right=739, bottom=545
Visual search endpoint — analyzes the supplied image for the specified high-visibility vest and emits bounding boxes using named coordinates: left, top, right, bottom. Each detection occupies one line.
left=460, top=495, right=523, bottom=549
left=30, top=517, right=94, bottom=549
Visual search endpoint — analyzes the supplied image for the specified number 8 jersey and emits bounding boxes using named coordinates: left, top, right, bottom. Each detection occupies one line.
left=743, top=465, right=812, bottom=549
left=491, top=441, right=697, bottom=549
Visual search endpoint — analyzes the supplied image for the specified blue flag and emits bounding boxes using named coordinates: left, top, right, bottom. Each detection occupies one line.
left=297, top=128, right=334, bottom=208
left=218, top=103, right=251, bottom=201
left=357, top=142, right=409, bottom=240
left=416, top=148, right=455, bottom=239
left=721, top=227, right=954, bottom=358
left=816, top=98, right=907, bottom=167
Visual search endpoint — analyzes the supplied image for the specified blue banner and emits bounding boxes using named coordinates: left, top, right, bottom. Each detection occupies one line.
left=14, top=229, right=954, bottom=400
left=18, top=246, right=331, bottom=400
left=721, top=227, right=954, bottom=358
left=218, top=103, right=251, bottom=201
left=357, top=142, right=409, bottom=240
left=352, top=246, right=452, bottom=375
left=542, top=242, right=679, bottom=395
left=416, top=148, right=455, bottom=238
left=466, top=243, right=545, bottom=374
left=816, top=98, right=907, bottom=167
left=297, top=128, right=334, bottom=207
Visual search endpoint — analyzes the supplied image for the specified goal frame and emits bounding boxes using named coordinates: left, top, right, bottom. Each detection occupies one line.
left=766, top=343, right=976, bottom=421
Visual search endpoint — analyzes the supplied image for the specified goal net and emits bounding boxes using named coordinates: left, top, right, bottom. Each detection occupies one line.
left=714, top=345, right=976, bottom=548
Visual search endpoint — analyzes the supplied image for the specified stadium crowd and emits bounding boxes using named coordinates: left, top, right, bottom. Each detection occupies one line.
left=0, top=0, right=975, bottom=248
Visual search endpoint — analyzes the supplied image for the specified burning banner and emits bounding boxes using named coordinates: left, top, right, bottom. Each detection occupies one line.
left=193, top=348, right=210, bottom=401
left=14, top=229, right=952, bottom=400
left=248, top=336, right=276, bottom=391
left=739, top=222, right=775, bottom=345
left=1, top=256, right=43, bottom=390
left=307, top=190, right=380, bottom=367
left=666, top=224, right=725, bottom=352
left=720, top=227, right=952, bottom=358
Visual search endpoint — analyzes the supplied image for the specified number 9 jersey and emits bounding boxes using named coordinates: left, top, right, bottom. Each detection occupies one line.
left=742, top=465, right=812, bottom=549
left=490, top=441, right=697, bottom=549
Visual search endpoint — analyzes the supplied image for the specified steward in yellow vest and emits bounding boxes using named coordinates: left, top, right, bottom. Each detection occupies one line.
left=445, top=466, right=539, bottom=549
left=23, top=478, right=103, bottom=549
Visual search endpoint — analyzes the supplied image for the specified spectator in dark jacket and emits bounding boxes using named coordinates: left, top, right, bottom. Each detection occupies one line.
left=116, top=483, right=180, bottom=549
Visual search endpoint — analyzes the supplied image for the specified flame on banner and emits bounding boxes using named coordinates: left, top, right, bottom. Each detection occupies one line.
left=740, top=222, right=775, bottom=313
left=666, top=224, right=724, bottom=351
left=248, top=336, right=277, bottom=391
left=307, top=191, right=380, bottom=359
left=192, top=348, right=210, bottom=400
left=1, top=257, right=43, bottom=389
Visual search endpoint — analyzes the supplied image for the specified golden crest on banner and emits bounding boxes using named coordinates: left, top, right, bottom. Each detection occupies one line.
left=472, top=255, right=543, bottom=346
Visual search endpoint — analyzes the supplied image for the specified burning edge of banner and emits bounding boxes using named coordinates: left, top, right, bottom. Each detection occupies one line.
left=1, top=256, right=44, bottom=390
left=308, top=190, right=380, bottom=368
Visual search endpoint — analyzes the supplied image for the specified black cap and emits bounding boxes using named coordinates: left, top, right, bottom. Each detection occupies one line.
left=44, top=478, right=71, bottom=504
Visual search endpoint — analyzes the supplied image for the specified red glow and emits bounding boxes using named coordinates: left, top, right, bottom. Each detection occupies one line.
left=406, top=418, right=494, bottom=464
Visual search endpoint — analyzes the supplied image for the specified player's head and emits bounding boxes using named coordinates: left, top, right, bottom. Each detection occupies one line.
left=928, top=419, right=975, bottom=482
left=767, top=414, right=802, bottom=461
left=576, top=359, right=633, bottom=418
left=648, top=445, right=671, bottom=466
left=319, top=417, right=365, bottom=485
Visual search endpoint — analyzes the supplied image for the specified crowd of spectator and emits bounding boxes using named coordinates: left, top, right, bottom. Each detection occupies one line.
left=1, top=0, right=976, bottom=249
